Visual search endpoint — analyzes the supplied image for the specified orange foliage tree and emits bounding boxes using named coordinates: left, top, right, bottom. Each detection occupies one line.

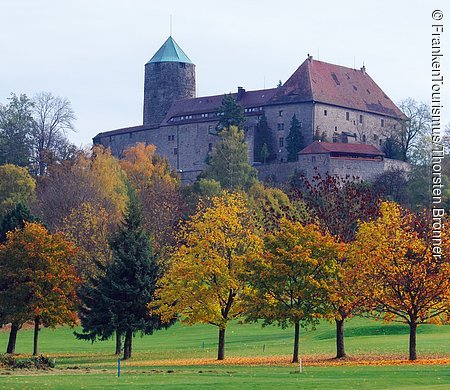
left=0, top=222, right=80, bottom=355
left=350, top=202, right=450, bottom=360
left=154, top=192, right=262, bottom=360
left=120, top=143, right=182, bottom=255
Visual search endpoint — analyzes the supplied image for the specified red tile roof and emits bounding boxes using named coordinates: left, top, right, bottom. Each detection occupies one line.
left=299, top=141, right=384, bottom=156
left=271, top=58, right=406, bottom=119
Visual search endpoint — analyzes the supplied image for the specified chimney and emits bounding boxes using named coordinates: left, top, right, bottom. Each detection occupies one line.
left=307, top=53, right=313, bottom=61
left=361, top=65, right=366, bottom=75
left=237, top=86, right=245, bottom=101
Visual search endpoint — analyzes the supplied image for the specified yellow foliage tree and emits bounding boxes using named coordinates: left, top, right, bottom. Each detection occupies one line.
left=0, top=164, right=35, bottom=215
left=153, top=192, right=262, bottom=360
left=244, top=218, right=342, bottom=363
left=350, top=202, right=450, bottom=360
left=120, top=143, right=182, bottom=254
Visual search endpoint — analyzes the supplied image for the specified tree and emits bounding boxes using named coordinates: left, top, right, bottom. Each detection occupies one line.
left=0, top=203, right=39, bottom=243
left=381, top=137, right=403, bottom=160
left=154, top=192, right=262, bottom=360
left=76, top=192, right=168, bottom=360
left=372, top=169, right=409, bottom=206
left=201, top=126, right=257, bottom=190
left=216, top=94, right=245, bottom=131
left=350, top=202, right=450, bottom=360
left=390, top=99, right=431, bottom=162
left=244, top=219, right=341, bottom=363
left=35, top=145, right=128, bottom=231
left=293, top=173, right=380, bottom=358
left=119, top=143, right=182, bottom=255
left=0, top=222, right=79, bottom=355
left=31, top=92, right=76, bottom=175
left=0, top=164, right=36, bottom=216
left=0, top=93, right=34, bottom=166
left=254, top=114, right=275, bottom=163
left=286, top=114, right=305, bottom=162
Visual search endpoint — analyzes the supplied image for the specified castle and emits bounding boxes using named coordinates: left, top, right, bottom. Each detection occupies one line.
left=93, top=36, right=409, bottom=184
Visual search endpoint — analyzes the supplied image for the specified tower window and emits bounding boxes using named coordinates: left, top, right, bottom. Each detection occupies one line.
left=179, top=63, right=186, bottom=68
left=279, top=137, right=284, bottom=147
left=346, top=112, right=350, bottom=121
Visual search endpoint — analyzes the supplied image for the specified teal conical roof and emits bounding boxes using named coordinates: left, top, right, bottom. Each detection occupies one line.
left=147, top=36, right=194, bottom=65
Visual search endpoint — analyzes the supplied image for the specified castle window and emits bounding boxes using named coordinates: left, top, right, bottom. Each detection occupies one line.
left=346, top=112, right=350, bottom=121
left=359, top=115, right=363, bottom=124
left=173, top=148, right=178, bottom=155
left=312, top=156, right=316, bottom=163
left=335, top=126, right=338, bottom=131
left=333, top=133, right=338, bottom=143
left=179, top=63, right=186, bottom=68
left=374, top=134, right=378, bottom=141
left=208, top=125, right=214, bottom=133
left=279, top=137, right=284, bottom=148
left=277, top=123, right=284, bottom=131
left=379, top=139, right=383, bottom=146
left=279, top=110, right=283, bottom=117
left=324, top=110, right=328, bottom=116
left=394, top=124, right=396, bottom=130
left=168, top=135, right=175, bottom=142
left=362, top=134, right=366, bottom=143
left=381, top=119, right=385, bottom=127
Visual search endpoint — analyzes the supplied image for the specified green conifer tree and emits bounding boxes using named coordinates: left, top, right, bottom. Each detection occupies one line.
left=216, top=94, right=245, bottom=131
left=76, top=190, right=169, bottom=359
left=286, top=114, right=305, bottom=162
left=254, top=114, right=275, bottom=163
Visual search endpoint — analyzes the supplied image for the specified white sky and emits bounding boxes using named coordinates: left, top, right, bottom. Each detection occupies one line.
left=1, top=0, right=448, bottom=146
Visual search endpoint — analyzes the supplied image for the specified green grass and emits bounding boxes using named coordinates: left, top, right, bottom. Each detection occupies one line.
left=1, top=318, right=450, bottom=388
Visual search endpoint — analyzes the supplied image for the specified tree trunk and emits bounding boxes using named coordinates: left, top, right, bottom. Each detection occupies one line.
left=33, top=316, right=40, bottom=356
left=123, top=330, right=132, bottom=360
left=217, top=328, right=226, bottom=360
left=6, top=322, right=20, bottom=354
left=335, top=318, right=346, bottom=359
left=292, top=321, right=300, bottom=363
left=115, top=331, right=122, bottom=355
left=409, top=321, right=417, bottom=361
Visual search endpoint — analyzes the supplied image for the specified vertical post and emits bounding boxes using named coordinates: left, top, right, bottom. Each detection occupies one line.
left=118, top=358, right=121, bottom=378
left=202, top=341, right=205, bottom=350
left=299, top=358, right=302, bottom=373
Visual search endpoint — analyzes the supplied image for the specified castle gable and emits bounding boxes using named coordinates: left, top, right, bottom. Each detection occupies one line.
left=272, top=58, right=406, bottom=120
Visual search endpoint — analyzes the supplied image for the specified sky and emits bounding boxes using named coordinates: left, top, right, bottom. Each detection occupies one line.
left=1, top=0, right=448, bottom=146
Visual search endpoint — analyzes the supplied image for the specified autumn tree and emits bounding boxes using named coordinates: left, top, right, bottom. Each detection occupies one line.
left=36, top=145, right=128, bottom=231
left=0, top=222, right=79, bottom=355
left=244, top=219, right=341, bottom=363
left=201, top=126, right=257, bottom=190
left=31, top=92, right=76, bottom=175
left=0, top=164, right=36, bottom=216
left=154, top=192, right=262, bottom=360
left=76, top=192, right=168, bottom=360
left=286, top=114, right=304, bottom=162
left=0, top=93, right=34, bottom=167
left=350, top=202, right=450, bottom=360
left=293, top=173, right=380, bottom=358
left=119, top=143, right=182, bottom=254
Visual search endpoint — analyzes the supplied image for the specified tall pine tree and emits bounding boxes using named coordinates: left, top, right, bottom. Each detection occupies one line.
left=286, top=114, right=305, bottom=162
left=254, top=114, right=275, bottom=163
left=76, top=190, right=169, bottom=359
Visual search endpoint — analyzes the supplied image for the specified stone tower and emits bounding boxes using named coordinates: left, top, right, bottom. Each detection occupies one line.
left=143, top=36, right=196, bottom=126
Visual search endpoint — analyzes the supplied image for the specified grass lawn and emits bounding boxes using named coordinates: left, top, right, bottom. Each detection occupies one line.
left=1, top=318, right=450, bottom=388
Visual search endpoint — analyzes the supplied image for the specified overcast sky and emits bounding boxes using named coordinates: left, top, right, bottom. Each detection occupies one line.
left=1, top=0, right=448, bottom=146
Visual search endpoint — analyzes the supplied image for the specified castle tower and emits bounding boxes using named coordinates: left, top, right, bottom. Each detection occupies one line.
left=143, top=36, right=196, bottom=126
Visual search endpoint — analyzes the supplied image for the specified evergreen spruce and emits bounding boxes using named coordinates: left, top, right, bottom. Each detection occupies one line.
left=286, top=115, right=305, bottom=162
left=216, top=94, right=245, bottom=131
left=254, top=114, right=275, bottom=163
left=75, top=190, right=169, bottom=359
left=0, top=203, right=38, bottom=243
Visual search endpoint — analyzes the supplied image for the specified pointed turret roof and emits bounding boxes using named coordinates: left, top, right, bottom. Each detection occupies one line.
left=147, top=36, right=194, bottom=64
